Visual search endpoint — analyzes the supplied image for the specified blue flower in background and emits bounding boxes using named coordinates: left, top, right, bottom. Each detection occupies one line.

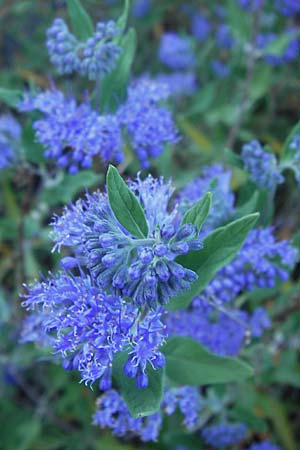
left=19, top=89, right=123, bottom=173
left=191, top=13, right=211, bottom=41
left=158, top=32, right=196, bottom=70
left=46, top=18, right=122, bottom=79
left=276, top=0, right=300, bottom=15
left=241, top=140, right=284, bottom=190
left=155, top=72, right=197, bottom=98
left=118, top=78, right=179, bottom=167
left=201, top=422, right=248, bottom=448
left=211, top=60, right=231, bottom=78
left=216, top=24, right=235, bottom=50
left=244, top=441, right=282, bottom=450
left=0, top=114, right=21, bottom=169
left=132, top=0, right=151, bottom=17
left=256, top=32, right=299, bottom=66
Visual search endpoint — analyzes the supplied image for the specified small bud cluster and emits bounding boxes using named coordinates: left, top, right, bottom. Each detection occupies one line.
left=201, top=422, right=248, bottom=448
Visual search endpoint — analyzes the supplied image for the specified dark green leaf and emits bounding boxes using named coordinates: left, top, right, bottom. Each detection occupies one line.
left=163, top=337, right=253, bottom=385
left=116, top=0, right=130, bottom=32
left=100, top=28, right=137, bottom=111
left=181, top=192, right=212, bottom=232
left=67, top=0, right=93, bottom=41
left=112, top=352, right=164, bottom=418
left=107, top=165, right=148, bottom=238
left=0, top=87, right=22, bottom=107
left=168, top=213, right=259, bottom=310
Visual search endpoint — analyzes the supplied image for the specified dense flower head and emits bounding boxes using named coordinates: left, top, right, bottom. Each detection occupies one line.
left=0, top=114, right=21, bottom=169
left=179, top=164, right=235, bottom=232
left=244, top=442, right=282, bottom=450
left=191, top=13, right=211, bottom=41
left=205, top=227, right=297, bottom=303
left=46, top=18, right=122, bottom=79
left=117, top=78, right=179, bottom=167
left=51, top=174, right=201, bottom=308
left=19, top=89, right=123, bottom=173
left=201, top=422, right=248, bottom=448
left=155, top=72, right=197, bottom=97
left=241, top=140, right=284, bottom=190
left=22, top=270, right=167, bottom=389
left=158, top=32, right=196, bottom=70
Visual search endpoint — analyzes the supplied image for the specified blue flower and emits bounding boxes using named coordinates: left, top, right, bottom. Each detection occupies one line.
left=211, top=60, right=230, bottom=78
left=155, top=72, right=197, bottom=98
left=201, top=422, right=248, bottom=448
left=0, top=114, right=21, bottom=169
left=241, top=140, right=284, bottom=190
left=158, top=32, right=196, bottom=70
left=51, top=174, right=201, bottom=308
left=117, top=78, right=179, bottom=167
left=216, top=24, right=234, bottom=50
left=132, top=0, right=151, bottom=17
left=276, top=0, right=300, bottom=15
left=191, top=13, right=211, bottom=41
left=46, top=18, right=122, bottom=79
left=19, top=89, right=123, bottom=173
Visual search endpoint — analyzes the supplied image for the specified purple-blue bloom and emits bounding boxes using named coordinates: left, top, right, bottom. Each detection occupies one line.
left=51, top=174, right=201, bottom=308
left=132, top=0, right=151, bottom=17
left=19, top=89, right=123, bottom=173
left=0, top=114, right=21, bottom=169
left=117, top=78, right=179, bottom=167
left=276, top=0, right=300, bottom=15
left=201, top=422, right=248, bottom=448
left=241, top=140, right=284, bottom=190
left=158, top=32, right=196, bottom=70
left=211, top=60, right=230, bottom=78
left=191, top=13, right=211, bottom=41
left=216, top=24, right=234, bottom=50
left=46, top=18, right=122, bottom=79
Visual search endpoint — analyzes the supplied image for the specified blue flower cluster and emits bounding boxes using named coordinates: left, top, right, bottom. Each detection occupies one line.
left=206, top=227, right=297, bottom=303
left=46, top=18, right=122, bottom=79
left=191, top=13, right=211, bottom=42
left=19, top=89, right=123, bottom=173
left=93, top=385, right=202, bottom=441
left=276, top=0, right=300, bottom=15
left=0, top=114, right=21, bottom=169
left=117, top=78, right=179, bottom=167
left=22, top=174, right=201, bottom=392
left=20, top=77, right=178, bottom=172
left=51, top=174, right=201, bottom=307
left=244, top=442, right=282, bottom=450
left=201, top=422, right=248, bottom=448
left=241, top=140, right=284, bottom=190
left=158, top=32, right=196, bottom=70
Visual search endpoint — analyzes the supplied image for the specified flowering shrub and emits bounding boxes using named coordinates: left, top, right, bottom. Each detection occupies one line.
left=1, top=0, right=300, bottom=449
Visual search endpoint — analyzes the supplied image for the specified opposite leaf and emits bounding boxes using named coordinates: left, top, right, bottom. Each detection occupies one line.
left=107, top=165, right=149, bottom=238
left=168, top=213, right=259, bottom=310
left=163, top=336, right=253, bottom=385
left=181, top=192, right=212, bottom=232
left=112, top=352, right=165, bottom=418
left=67, top=0, right=94, bottom=41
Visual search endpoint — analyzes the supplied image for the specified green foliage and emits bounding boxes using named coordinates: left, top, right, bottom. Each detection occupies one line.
left=181, top=192, right=212, bottom=232
left=67, top=0, right=94, bottom=40
left=162, top=336, right=253, bottom=385
left=169, top=213, right=259, bottom=310
left=107, top=165, right=149, bottom=238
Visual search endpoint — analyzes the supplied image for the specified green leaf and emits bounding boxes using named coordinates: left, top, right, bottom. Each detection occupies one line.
left=112, top=352, right=164, bottom=418
left=163, top=336, right=253, bottom=385
left=281, top=121, right=300, bottom=162
left=235, top=191, right=259, bottom=219
left=168, top=213, right=259, bottom=310
left=227, top=0, right=251, bottom=43
left=100, top=28, right=137, bottom=111
left=181, top=192, right=212, bottom=232
left=67, top=0, right=93, bottom=41
left=106, top=165, right=148, bottom=238
left=0, top=87, right=22, bottom=107
left=116, top=0, right=130, bottom=32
